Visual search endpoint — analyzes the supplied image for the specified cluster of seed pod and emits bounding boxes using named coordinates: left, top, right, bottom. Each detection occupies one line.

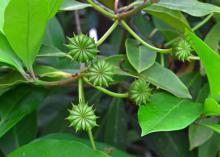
left=66, top=34, right=115, bottom=131
left=66, top=33, right=154, bottom=131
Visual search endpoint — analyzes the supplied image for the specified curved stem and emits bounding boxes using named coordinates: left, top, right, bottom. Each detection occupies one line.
left=192, top=13, right=213, bottom=31
left=78, top=77, right=97, bottom=150
left=164, top=13, right=213, bottom=47
left=121, top=20, right=171, bottom=53
left=86, top=0, right=117, bottom=19
left=160, top=54, right=165, bottom=67
left=96, top=20, right=119, bottom=46
left=88, top=129, right=96, bottom=150
left=84, top=78, right=129, bottom=98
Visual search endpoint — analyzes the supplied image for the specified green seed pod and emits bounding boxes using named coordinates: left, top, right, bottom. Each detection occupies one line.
left=66, top=34, right=98, bottom=62
left=129, top=79, right=151, bottom=105
left=175, top=39, right=192, bottom=61
left=86, top=60, right=114, bottom=87
left=67, top=103, right=97, bottom=131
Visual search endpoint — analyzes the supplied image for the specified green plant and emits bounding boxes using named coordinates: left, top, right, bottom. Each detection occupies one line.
left=0, top=0, right=220, bottom=157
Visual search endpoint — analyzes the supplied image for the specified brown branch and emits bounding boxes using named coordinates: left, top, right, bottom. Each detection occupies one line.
left=114, top=0, right=119, bottom=14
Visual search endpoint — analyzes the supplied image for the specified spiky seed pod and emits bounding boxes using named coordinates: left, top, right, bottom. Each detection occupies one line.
left=175, top=39, right=192, bottom=61
left=67, top=103, right=97, bottom=131
left=86, top=60, right=114, bottom=87
left=129, top=79, right=152, bottom=105
left=66, top=34, right=98, bottom=62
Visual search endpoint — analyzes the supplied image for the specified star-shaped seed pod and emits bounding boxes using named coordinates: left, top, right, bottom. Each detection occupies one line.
left=86, top=60, right=114, bottom=87
left=66, top=34, right=99, bottom=62
left=67, top=103, right=97, bottom=131
left=175, top=39, right=192, bottom=61
left=129, top=79, right=152, bottom=105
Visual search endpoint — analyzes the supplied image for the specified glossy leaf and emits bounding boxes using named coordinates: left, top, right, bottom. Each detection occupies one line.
left=0, top=87, right=46, bottom=138
left=144, top=5, right=190, bottom=32
left=138, top=92, right=202, bottom=136
left=0, top=32, right=25, bottom=74
left=126, top=39, right=157, bottom=73
left=59, top=0, right=91, bottom=11
left=141, top=63, right=191, bottom=99
left=8, top=139, right=110, bottom=157
left=155, top=0, right=220, bottom=17
left=4, top=0, right=49, bottom=70
left=185, top=29, right=220, bottom=101
left=48, top=0, right=64, bottom=19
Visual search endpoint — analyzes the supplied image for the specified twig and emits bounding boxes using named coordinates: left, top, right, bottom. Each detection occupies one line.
left=114, top=0, right=119, bottom=14
left=74, top=11, right=81, bottom=33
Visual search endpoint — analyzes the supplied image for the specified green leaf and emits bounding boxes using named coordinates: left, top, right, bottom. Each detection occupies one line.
left=180, top=73, right=202, bottom=99
left=138, top=92, right=202, bottom=136
left=144, top=131, right=196, bottom=157
left=204, top=22, right=220, bottom=52
left=126, top=39, right=157, bottom=73
left=104, top=99, right=127, bottom=149
left=203, top=125, right=220, bottom=135
left=98, top=0, right=114, bottom=9
left=105, top=55, right=137, bottom=77
left=34, top=65, right=73, bottom=78
left=0, top=87, right=46, bottom=138
left=198, top=133, right=220, bottom=157
left=185, top=29, right=220, bottom=101
left=59, top=0, right=91, bottom=11
left=0, top=112, right=37, bottom=155
left=43, top=18, right=65, bottom=50
left=155, top=0, right=220, bottom=17
left=48, top=0, right=64, bottom=19
left=8, top=139, right=110, bottom=157
left=0, top=32, right=25, bottom=74
left=0, top=72, right=27, bottom=89
left=204, top=98, right=220, bottom=116
left=144, top=5, right=190, bottom=32
left=42, top=133, right=134, bottom=157
left=189, top=117, right=217, bottom=150
left=196, top=83, right=210, bottom=103
left=141, top=63, right=191, bottom=99
left=0, top=0, right=9, bottom=33
left=4, top=0, right=49, bottom=70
